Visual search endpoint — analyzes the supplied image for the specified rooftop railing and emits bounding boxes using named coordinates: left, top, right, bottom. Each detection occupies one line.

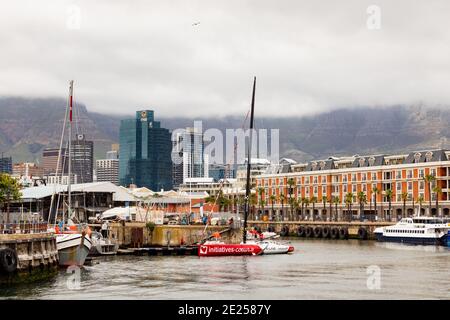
left=0, top=222, right=49, bottom=235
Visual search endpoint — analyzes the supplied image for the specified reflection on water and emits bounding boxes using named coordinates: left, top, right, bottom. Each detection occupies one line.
left=1, top=240, right=449, bottom=300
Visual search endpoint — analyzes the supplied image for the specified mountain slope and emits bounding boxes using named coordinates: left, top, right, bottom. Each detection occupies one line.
left=1, top=97, right=449, bottom=163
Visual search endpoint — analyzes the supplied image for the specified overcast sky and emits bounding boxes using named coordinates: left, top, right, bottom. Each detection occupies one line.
left=1, top=0, right=450, bottom=117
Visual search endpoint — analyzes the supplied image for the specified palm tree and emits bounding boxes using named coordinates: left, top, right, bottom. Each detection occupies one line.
left=328, top=197, right=333, bottom=222
left=269, top=195, right=276, bottom=221
left=310, top=196, right=318, bottom=221
left=417, top=195, right=424, bottom=216
left=432, top=186, right=442, bottom=217
left=321, top=196, right=327, bottom=221
left=344, top=192, right=354, bottom=221
left=257, top=187, right=264, bottom=218
left=279, top=193, right=286, bottom=221
left=423, top=174, right=436, bottom=216
left=333, top=196, right=340, bottom=221
left=357, top=191, right=366, bottom=222
left=411, top=196, right=415, bottom=217
left=288, top=196, right=296, bottom=221
left=372, top=186, right=380, bottom=221
left=385, top=189, right=393, bottom=222
left=287, top=178, right=296, bottom=220
left=401, top=191, right=408, bottom=220
left=303, top=197, right=310, bottom=220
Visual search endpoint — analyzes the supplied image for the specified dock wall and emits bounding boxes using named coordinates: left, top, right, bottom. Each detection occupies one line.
left=0, top=232, right=59, bottom=283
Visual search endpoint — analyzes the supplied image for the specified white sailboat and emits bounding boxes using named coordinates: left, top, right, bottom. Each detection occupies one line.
left=49, top=80, right=92, bottom=266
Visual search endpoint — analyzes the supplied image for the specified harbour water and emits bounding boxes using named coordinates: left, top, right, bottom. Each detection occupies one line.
left=1, top=239, right=449, bottom=299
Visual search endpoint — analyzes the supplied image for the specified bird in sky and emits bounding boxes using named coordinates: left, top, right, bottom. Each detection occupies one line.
left=192, top=22, right=200, bottom=26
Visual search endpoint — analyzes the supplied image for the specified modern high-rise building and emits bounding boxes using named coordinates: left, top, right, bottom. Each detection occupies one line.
left=119, top=110, right=172, bottom=190
left=71, top=134, right=94, bottom=183
left=42, top=147, right=68, bottom=175
left=208, top=163, right=236, bottom=182
left=0, top=155, right=12, bottom=174
left=172, top=126, right=208, bottom=189
left=96, top=146, right=120, bottom=185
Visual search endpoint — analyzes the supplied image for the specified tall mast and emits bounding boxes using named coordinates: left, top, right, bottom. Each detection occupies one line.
left=242, top=77, right=256, bottom=244
left=68, top=80, right=74, bottom=221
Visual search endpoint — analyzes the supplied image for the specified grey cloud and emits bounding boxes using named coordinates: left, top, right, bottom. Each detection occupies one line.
left=0, top=0, right=450, bottom=117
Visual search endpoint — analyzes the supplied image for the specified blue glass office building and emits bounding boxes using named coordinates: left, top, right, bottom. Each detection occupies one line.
left=119, top=110, right=173, bottom=190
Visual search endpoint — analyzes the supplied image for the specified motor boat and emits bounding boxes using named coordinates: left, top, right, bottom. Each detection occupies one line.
left=374, top=216, right=449, bottom=246
left=88, top=231, right=119, bottom=256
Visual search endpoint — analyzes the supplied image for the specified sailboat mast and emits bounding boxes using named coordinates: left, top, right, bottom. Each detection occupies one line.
left=242, top=76, right=256, bottom=244
left=68, top=80, right=74, bottom=221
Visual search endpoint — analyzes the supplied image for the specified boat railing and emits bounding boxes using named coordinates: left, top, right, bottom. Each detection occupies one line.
left=0, top=222, right=49, bottom=235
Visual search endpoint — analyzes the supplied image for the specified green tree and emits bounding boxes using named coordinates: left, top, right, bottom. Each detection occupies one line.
left=333, top=196, right=340, bottom=221
left=372, top=186, right=380, bottom=220
left=257, top=187, right=265, bottom=219
left=401, top=191, right=408, bottom=220
left=345, top=192, right=354, bottom=221
left=385, top=189, right=393, bottom=222
left=279, top=193, right=286, bottom=221
left=269, top=195, right=277, bottom=221
left=0, top=174, right=22, bottom=225
left=310, top=196, right=317, bottom=221
left=417, top=195, right=425, bottom=216
left=432, top=186, right=442, bottom=217
left=322, top=196, right=327, bottom=221
left=357, top=191, right=367, bottom=222
left=423, top=174, right=436, bottom=216
left=287, top=178, right=296, bottom=220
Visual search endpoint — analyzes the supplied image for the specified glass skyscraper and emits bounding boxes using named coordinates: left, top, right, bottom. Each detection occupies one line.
left=119, top=110, right=172, bottom=191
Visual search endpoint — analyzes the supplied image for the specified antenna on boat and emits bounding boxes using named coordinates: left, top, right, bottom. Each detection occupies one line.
left=242, top=76, right=256, bottom=244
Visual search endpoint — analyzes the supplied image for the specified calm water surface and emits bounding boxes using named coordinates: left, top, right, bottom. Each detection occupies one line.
left=1, top=240, right=449, bottom=299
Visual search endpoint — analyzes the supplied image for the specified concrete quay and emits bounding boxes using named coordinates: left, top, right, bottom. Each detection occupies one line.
left=0, top=231, right=59, bottom=284
left=248, top=220, right=395, bottom=240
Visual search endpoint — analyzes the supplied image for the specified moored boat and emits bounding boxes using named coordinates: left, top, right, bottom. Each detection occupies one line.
left=198, top=241, right=264, bottom=257
left=374, top=217, right=449, bottom=246
left=245, top=239, right=294, bottom=254
left=56, top=232, right=92, bottom=266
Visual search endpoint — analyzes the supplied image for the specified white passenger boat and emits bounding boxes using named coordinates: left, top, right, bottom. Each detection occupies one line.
left=88, top=231, right=118, bottom=256
left=374, top=217, right=449, bottom=246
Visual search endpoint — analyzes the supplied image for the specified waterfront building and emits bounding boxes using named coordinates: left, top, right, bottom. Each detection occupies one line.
left=42, top=147, right=68, bottom=175
left=0, top=155, right=12, bottom=174
left=119, top=110, right=172, bottom=190
left=71, top=134, right=94, bottom=183
left=12, top=162, right=44, bottom=178
left=178, top=177, right=237, bottom=199
left=96, top=158, right=119, bottom=185
left=236, top=158, right=272, bottom=188
left=255, top=149, right=450, bottom=220
left=172, top=126, right=208, bottom=189
left=209, top=163, right=236, bottom=182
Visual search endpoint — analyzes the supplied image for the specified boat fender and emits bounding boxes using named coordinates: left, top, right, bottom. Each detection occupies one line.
left=296, top=226, right=305, bottom=237
left=322, top=227, right=331, bottom=238
left=0, top=248, right=18, bottom=274
left=305, top=226, right=313, bottom=238
left=358, top=227, right=368, bottom=240
left=313, top=227, right=323, bottom=238
left=330, top=227, right=339, bottom=239
left=339, top=228, right=349, bottom=240
left=280, top=226, right=289, bottom=236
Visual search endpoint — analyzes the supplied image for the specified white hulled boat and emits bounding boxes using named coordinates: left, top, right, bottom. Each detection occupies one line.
left=49, top=80, right=92, bottom=266
left=374, top=216, right=449, bottom=246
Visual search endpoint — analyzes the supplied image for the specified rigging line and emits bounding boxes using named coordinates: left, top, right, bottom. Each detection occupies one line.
left=50, top=100, right=69, bottom=225
left=54, top=140, right=69, bottom=225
